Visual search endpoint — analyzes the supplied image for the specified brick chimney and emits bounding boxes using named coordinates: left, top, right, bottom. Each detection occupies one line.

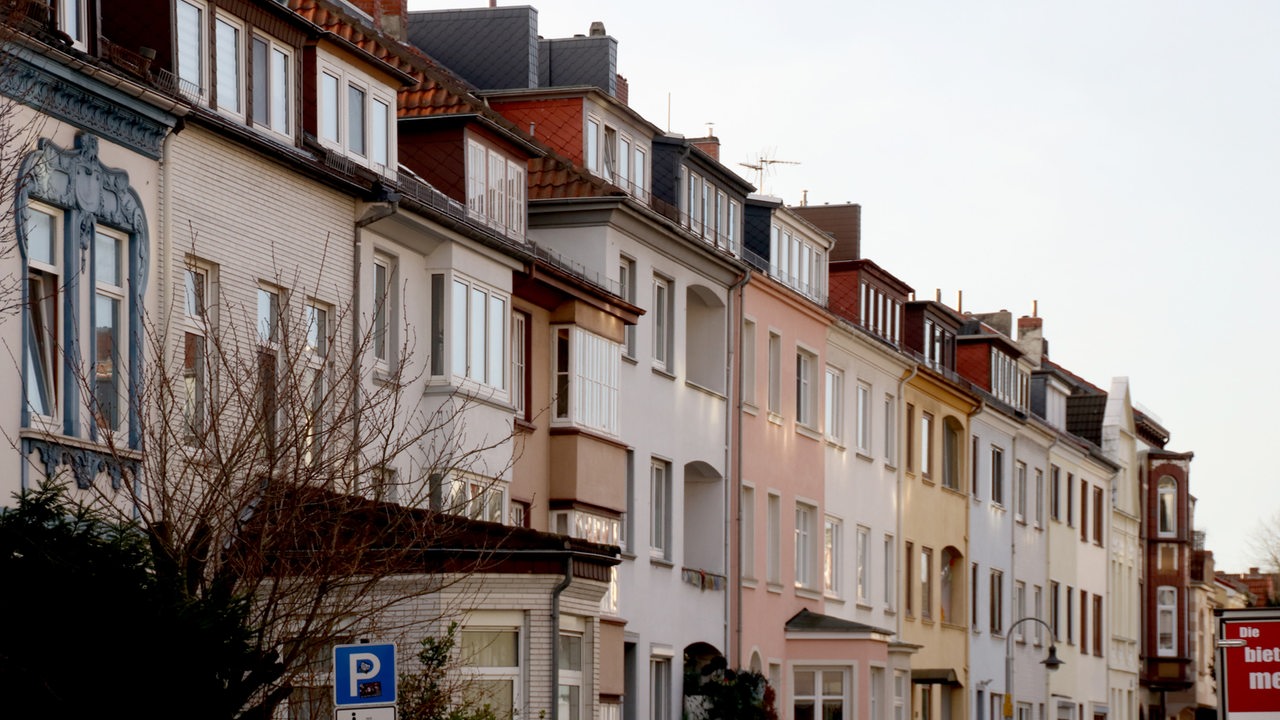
left=690, top=136, right=720, bottom=162
left=615, top=74, right=629, bottom=105
left=348, top=0, right=409, bottom=40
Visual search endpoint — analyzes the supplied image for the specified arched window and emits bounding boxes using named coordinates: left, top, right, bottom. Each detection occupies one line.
left=1157, top=476, right=1177, bottom=536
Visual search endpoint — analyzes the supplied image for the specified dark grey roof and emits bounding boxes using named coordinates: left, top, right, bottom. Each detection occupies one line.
left=1066, top=393, right=1107, bottom=446
left=785, top=608, right=891, bottom=635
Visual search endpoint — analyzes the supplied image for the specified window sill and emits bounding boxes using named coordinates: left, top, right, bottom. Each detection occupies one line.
left=796, top=424, right=822, bottom=442
left=651, top=365, right=676, bottom=381
left=622, top=353, right=638, bottom=366
left=825, top=594, right=845, bottom=604
left=855, top=451, right=875, bottom=463
left=767, top=412, right=784, bottom=426
left=1016, top=517, right=1027, bottom=526
left=685, top=379, right=726, bottom=400
left=766, top=582, right=784, bottom=595
left=855, top=600, right=874, bottom=611
left=795, top=587, right=822, bottom=601
left=941, top=485, right=965, bottom=498
left=741, top=577, right=758, bottom=589
left=513, top=417, right=537, bottom=434
left=743, top=403, right=759, bottom=417
left=884, top=462, right=897, bottom=471
left=650, top=556, right=674, bottom=569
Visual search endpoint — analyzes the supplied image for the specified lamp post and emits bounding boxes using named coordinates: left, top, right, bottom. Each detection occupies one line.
left=1003, top=616, right=1063, bottom=719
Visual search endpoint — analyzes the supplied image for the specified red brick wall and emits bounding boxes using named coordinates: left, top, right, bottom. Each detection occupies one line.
left=955, top=343, right=990, bottom=390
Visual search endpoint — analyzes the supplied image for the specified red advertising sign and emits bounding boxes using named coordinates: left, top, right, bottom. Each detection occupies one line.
left=1222, top=616, right=1280, bottom=720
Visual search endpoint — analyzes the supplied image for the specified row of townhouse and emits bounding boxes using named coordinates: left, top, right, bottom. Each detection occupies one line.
left=0, top=2, right=1230, bottom=720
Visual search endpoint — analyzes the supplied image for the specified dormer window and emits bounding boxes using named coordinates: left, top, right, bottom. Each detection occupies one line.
left=990, top=351, right=1029, bottom=410
left=466, top=138, right=526, bottom=241
left=251, top=35, right=291, bottom=137
left=859, top=281, right=898, bottom=342
left=175, top=2, right=297, bottom=143
left=317, top=54, right=396, bottom=175
left=923, top=318, right=952, bottom=370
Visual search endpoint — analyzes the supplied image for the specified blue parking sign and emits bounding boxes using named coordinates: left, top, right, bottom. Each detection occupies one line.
left=334, top=643, right=397, bottom=707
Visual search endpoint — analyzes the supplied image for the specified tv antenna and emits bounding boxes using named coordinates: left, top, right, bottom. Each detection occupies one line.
left=739, top=151, right=800, bottom=194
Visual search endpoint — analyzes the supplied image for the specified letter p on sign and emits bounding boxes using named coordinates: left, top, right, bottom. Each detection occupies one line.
left=349, top=653, right=380, bottom=697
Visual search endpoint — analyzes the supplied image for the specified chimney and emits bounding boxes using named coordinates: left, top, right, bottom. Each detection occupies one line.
left=349, top=0, right=409, bottom=40
left=615, top=74, right=630, bottom=105
left=589, top=21, right=607, bottom=37
left=691, top=136, right=720, bottom=162
left=1017, top=314, right=1048, bottom=364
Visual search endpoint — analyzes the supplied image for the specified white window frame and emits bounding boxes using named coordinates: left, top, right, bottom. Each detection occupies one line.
left=1158, top=476, right=1177, bottom=537
left=176, top=0, right=207, bottom=99
left=619, top=256, right=637, bottom=357
left=302, top=300, right=330, bottom=467
left=825, top=366, right=844, bottom=443
left=1157, top=586, right=1177, bottom=656
left=650, top=656, right=672, bottom=720
left=316, top=55, right=396, bottom=175
left=766, top=492, right=781, bottom=585
left=795, top=501, right=816, bottom=589
left=449, top=274, right=509, bottom=392
left=767, top=331, right=781, bottom=415
left=585, top=117, right=600, bottom=173
left=1016, top=461, right=1028, bottom=521
left=796, top=348, right=817, bottom=428
left=650, top=458, right=671, bottom=560
left=465, top=139, right=524, bottom=239
left=856, top=525, right=871, bottom=602
left=884, top=534, right=895, bottom=609
left=990, top=446, right=1005, bottom=506
left=741, top=484, right=756, bottom=580
left=990, top=568, right=1004, bottom=635
left=793, top=668, right=847, bottom=720
left=251, top=32, right=293, bottom=138
left=461, top=625, right=522, bottom=717
left=551, top=325, right=620, bottom=436
left=856, top=381, right=872, bottom=452
left=60, top=0, right=87, bottom=49
left=511, top=311, right=528, bottom=419
left=824, top=516, right=842, bottom=597
left=214, top=13, right=245, bottom=118
left=741, top=318, right=757, bottom=407
left=24, top=204, right=61, bottom=426
left=371, top=252, right=398, bottom=370
left=652, top=275, right=672, bottom=372
left=93, top=225, right=128, bottom=435
left=558, top=631, right=584, bottom=720
left=181, top=261, right=213, bottom=438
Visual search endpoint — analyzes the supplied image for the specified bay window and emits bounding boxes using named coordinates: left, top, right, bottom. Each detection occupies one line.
left=552, top=326, right=620, bottom=436
left=449, top=276, right=508, bottom=391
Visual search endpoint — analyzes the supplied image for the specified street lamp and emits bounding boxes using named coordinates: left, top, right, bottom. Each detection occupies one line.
left=1003, top=616, right=1062, bottom=719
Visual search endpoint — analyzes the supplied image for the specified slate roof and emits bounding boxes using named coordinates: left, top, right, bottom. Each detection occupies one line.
left=1065, top=392, right=1106, bottom=447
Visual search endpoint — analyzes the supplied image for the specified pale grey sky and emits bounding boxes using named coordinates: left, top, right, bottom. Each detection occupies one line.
left=410, top=0, right=1279, bottom=572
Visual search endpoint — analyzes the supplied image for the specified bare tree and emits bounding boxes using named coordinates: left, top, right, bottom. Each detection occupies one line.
left=66, top=239, right=523, bottom=719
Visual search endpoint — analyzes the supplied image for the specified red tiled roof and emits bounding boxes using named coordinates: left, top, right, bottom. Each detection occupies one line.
left=288, top=0, right=623, bottom=203
left=289, top=0, right=484, bottom=119
left=528, top=156, right=623, bottom=200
